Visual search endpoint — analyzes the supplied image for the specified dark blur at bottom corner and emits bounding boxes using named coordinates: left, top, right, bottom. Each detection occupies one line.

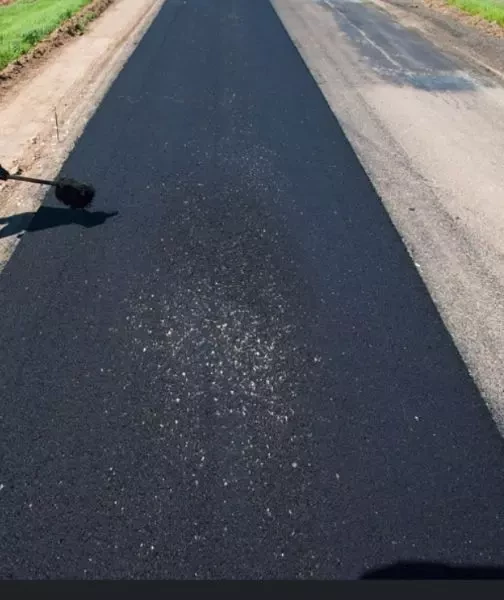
left=361, top=561, right=504, bottom=579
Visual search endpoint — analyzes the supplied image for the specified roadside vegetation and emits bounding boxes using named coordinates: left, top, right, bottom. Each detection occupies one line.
left=447, top=0, right=504, bottom=26
left=0, top=0, right=94, bottom=71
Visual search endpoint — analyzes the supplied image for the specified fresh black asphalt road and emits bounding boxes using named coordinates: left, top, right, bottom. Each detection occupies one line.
left=1, top=0, right=504, bottom=580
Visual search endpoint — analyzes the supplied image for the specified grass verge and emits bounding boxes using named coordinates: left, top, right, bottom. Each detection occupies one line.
left=446, top=0, right=504, bottom=26
left=0, top=0, right=94, bottom=71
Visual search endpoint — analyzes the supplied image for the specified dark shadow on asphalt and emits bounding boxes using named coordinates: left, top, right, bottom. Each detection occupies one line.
left=361, top=561, right=504, bottom=579
left=0, top=207, right=118, bottom=239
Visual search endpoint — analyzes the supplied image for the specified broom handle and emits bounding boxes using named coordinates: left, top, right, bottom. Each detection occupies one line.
left=7, top=174, right=58, bottom=187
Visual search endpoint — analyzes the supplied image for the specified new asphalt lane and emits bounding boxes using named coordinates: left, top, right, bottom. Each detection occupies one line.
left=1, top=0, right=504, bottom=579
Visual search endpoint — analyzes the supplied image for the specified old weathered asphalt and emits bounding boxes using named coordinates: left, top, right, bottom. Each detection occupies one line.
left=1, top=0, right=504, bottom=579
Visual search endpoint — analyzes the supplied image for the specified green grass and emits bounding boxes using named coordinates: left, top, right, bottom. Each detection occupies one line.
left=0, top=0, right=94, bottom=71
left=447, top=0, right=504, bottom=26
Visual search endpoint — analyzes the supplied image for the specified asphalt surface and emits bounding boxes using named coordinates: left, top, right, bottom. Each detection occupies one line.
left=327, top=0, right=477, bottom=91
left=1, top=0, right=504, bottom=579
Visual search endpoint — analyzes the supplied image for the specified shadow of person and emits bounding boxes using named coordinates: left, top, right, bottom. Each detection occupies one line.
left=0, top=206, right=118, bottom=239
left=361, top=561, right=504, bottom=579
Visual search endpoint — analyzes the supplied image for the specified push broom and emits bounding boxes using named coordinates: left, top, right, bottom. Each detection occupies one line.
left=0, top=163, right=95, bottom=209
